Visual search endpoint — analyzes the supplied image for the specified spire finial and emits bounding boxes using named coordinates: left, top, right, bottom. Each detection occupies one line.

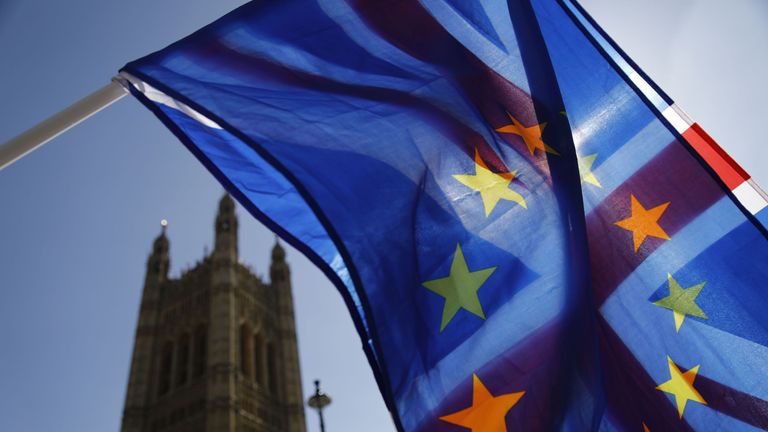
left=214, top=194, right=238, bottom=258
left=160, top=218, right=168, bottom=234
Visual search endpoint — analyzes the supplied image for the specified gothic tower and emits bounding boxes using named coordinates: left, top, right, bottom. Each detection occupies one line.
left=121, top=195, right=306, bottom=432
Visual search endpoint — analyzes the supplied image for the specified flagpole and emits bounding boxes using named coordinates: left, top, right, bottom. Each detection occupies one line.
left=0, top=80, right=128, bottom=171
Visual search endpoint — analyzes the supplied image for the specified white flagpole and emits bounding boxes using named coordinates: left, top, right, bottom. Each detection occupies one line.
left=0, top=80, right=128, bottom=171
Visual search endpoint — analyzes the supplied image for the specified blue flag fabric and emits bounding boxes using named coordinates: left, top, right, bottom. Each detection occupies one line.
left=121, top=0, right=768, bottom=430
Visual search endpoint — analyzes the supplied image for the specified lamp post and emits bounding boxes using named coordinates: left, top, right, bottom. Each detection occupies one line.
left=307, top=379, right=331, bottom=432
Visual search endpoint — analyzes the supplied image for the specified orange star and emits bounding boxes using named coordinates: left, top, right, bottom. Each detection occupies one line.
left=439, top=374, right=524, bottom=432
left=614, top=194, right=671, bottom=253
left=495, top=113, right=558, bottom=156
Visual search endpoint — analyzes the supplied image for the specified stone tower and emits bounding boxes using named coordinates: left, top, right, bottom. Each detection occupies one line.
left=121, top=195, right=306, bottom=432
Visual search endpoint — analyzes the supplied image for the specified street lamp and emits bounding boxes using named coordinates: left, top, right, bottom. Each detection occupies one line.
left=307, top=379, right=331, bottom=432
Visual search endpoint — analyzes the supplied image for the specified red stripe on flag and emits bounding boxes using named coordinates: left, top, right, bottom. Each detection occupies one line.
left=682, top=123, right=750, bottom=190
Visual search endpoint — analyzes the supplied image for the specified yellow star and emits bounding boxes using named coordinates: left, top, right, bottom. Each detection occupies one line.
left=614, top=194, right=670, bottom=253
left=440, top=374, right=525, bottom=432
left=656, top=356, right=706, bottom=418
left=578, top=153, right=602, bottom=188
left=653, top=273, right=708, bottom=332
left=453, top=150, right=527, bottom=218
left=422, top=243, right=496, bottom=332
left=495, top=113, right=559, bottom=156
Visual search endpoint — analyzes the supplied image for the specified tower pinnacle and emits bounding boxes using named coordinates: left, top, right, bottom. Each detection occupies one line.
left=270, top=237, right=288, bottom=283
left=213, top=194, right=238, bottom=260
left=149, top=223, right=169, bottom=273
left=272, top=237, right=286, bottom=261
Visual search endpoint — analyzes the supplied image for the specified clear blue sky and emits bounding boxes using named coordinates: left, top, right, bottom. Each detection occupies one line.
left=0, top=1, right=765, bottom=431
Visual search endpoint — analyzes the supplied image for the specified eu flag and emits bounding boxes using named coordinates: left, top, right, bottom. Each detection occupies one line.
left=120, top=0, right=768, bottom=430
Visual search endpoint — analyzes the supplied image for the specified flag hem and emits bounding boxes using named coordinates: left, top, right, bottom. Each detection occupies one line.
left=560, top=0, right=768, bottom=239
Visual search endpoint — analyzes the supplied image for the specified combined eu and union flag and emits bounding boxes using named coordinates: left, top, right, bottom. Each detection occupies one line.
left=119, top=0, right=768, bottom=430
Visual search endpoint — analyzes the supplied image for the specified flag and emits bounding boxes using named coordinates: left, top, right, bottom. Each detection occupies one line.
left=120, top=0, right=768, bottom=430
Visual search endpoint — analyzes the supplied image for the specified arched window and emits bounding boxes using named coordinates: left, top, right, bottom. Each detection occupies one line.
left=158, top=341, right=173, bottom=396
left=175, top=334, right=190, bottom=387
left=239, top=323, right=253, bottom=377
left=193, top=325, right=207, bottom=377
left=267, top=342, right=278, bottom=394
left=253, top=333, right=264, bottom=385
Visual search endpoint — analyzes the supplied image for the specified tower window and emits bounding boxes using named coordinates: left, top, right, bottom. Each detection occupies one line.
left=239, top=324, right=253, bottom=377
left=193, top=325, right=207, bottom=377
left=158, top=341, right=173, bottom=396
left=267, top=342, right=278, bottom=394
left=176, top=334, right=190, bottom=387
left=253, top=333, right=264, bottom=386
